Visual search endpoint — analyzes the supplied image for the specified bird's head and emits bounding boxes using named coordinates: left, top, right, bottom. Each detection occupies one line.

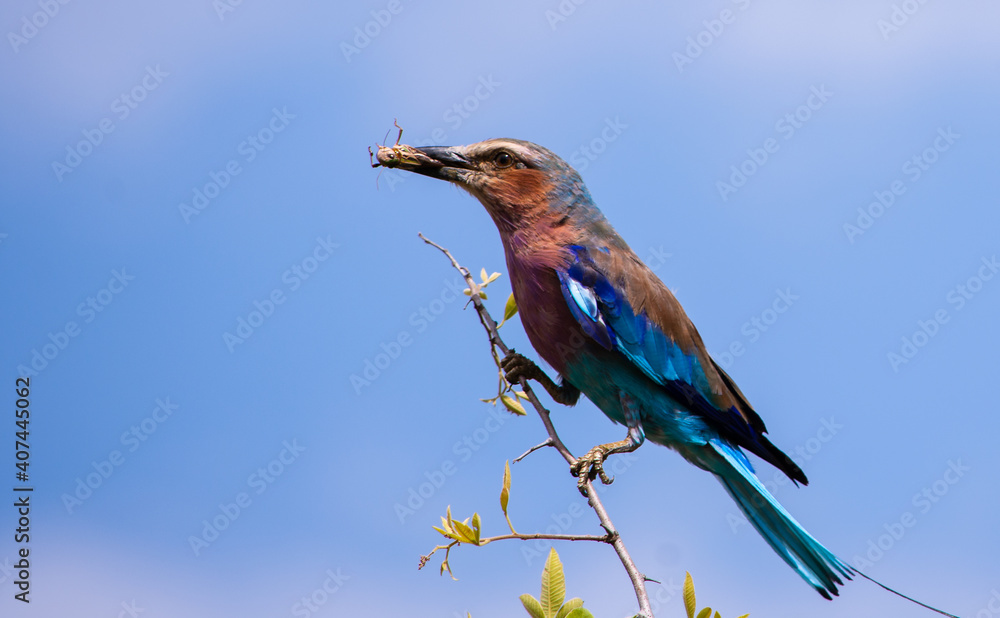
left=373, top=137, right=596, bottom=236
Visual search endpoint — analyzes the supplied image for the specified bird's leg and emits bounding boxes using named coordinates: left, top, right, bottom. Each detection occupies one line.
left=573, top=393, right=645, bottom=496
left=501, top=349, right=580, bottom=405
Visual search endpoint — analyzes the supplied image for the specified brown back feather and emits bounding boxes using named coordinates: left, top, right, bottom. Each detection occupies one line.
left=591, top=242, right=761, bottom=427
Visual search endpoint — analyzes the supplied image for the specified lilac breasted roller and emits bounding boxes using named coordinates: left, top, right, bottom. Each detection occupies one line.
left=371, top=134, right=960, bottom=614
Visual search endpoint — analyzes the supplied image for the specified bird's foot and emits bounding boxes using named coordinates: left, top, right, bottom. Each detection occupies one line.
left=571, top=431, right=644, bottom=496
left=501, top=349, right=581, bottom=405
left=500, top=349, right=543, bottom=385
left=571, top=444, right=615, bottom=496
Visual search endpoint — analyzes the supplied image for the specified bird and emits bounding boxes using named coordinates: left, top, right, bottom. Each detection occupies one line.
left=371, top=131, right=958, bottom=614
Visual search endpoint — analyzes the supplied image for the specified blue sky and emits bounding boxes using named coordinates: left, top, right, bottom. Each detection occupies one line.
left=2, top=1, right=998, bottom=616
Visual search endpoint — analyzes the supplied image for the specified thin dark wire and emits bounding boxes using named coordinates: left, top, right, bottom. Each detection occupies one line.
left=854, top=569, right=961, bottom=618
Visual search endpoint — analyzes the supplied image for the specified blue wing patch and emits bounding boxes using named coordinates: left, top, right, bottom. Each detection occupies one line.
left=559, top=245, right=702, bottom=390
left=557, top=270, right=614, bottom=350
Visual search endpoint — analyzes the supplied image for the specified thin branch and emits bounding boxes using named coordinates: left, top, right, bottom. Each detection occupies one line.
left=482, top=532, right=611, bottom=544
left=421, top=532, right=612, bottom=571
left=586, top=477, right=653, bottom=617
left=419, top=233, right=654, bottom=618
left=513, top=438, right=554, bottom=463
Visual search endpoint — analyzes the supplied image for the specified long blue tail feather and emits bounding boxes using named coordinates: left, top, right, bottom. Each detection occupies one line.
left=707, top=439, right=853, bottom=599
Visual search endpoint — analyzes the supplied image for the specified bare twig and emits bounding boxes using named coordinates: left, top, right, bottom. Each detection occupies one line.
left=420, top=532, right=611, bottom=571
left=419, top=233, right=654, bottom=618
left=483, top=532, right=611, bottom=544
left=513, top=439, right=554, bottom=463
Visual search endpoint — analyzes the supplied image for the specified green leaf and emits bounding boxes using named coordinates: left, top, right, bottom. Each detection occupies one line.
left=440, top=554, right=456, bottom=580
left=519, top=594, right=545, bottom=618
left=437, top=511, right=456, bottom=538
left=444, top=506, right=455, bottom=530
left=503, top=293, right=519, bottom=322
left=736, top=615, right=750, bottom=618
left=563, top=610, right=594, bottom=618
left=555, top=598, right=583, bottom=618
left=714, top=612, right=722, bottom=618
left=500, top=460, right=512, bottom=515
left=500, top=460, right=517, bottom=534
left=518, top=594, right=545, bottom=618
left=452, top=518, right=477, bottom=544
left=443, top=506, right=466, bottom=542
left=683, top=572, right=696, bottom=618
left=540, top=548, right=566, bottom=618
left=696, top=608, right=712, bottom=618
left=471, top=512, right=482, bottom=544
left=480, top=268, right=488, bottom=283
left=514, top=389, right=529, bottom=399
left=501, top=394, right=527, bottom=416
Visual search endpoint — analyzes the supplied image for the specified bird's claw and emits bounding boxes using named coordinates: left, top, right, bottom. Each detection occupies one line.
left=572, top=445, right=615, bottom=496
left=500, top=349, right=541, bottom=385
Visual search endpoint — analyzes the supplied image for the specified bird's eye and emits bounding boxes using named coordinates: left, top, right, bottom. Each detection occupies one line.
left=494, top=151, right=515, bottom=168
